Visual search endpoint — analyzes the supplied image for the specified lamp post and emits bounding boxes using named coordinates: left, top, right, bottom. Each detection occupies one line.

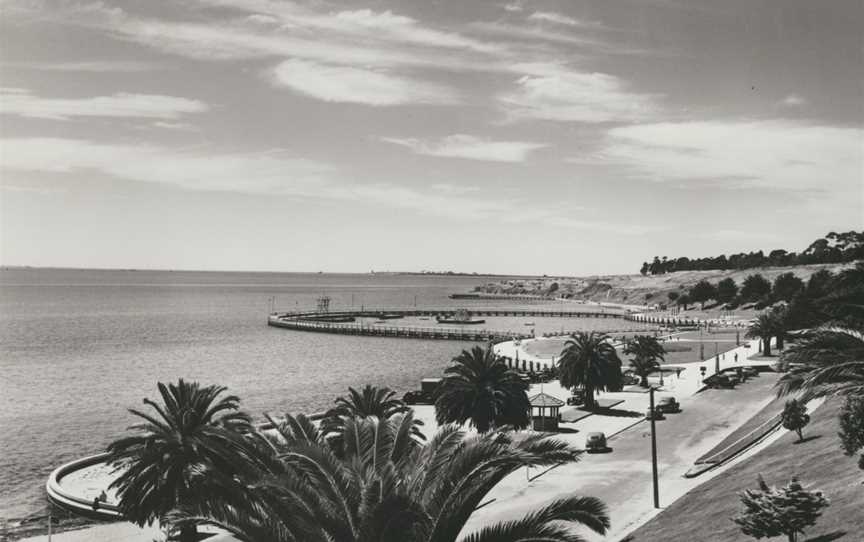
left=649, top=386, right=660, bottom=508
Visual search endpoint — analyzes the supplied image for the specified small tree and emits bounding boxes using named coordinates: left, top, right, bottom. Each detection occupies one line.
left=689, top=280, right=717, bottom=308
left=839, top=395, right=864, bottom=470
left=773, top=272, right=805, bottom=302
left=741, top=274, right=772, bottom=302
left=733, top=476, right=829, bottom=542
left=667, top=291, right=679, bottom=302
left=717, top=278, right=739, bottom=304
left=677, top=294, right=691, bottom=311
left=781, top=399, right=810, bottom=442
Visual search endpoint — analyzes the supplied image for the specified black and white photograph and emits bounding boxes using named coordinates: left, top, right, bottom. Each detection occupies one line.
left=1, top=1, right=862, bottom=541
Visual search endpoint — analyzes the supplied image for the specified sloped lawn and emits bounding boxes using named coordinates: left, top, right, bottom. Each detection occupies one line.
left=623, top=399, right=864, bottom=542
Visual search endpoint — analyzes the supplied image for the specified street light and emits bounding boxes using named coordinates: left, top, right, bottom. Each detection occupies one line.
left=649, top=386, right=660, bottom=509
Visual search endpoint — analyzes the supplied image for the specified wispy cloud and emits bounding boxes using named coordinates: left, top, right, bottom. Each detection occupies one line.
left=779, top=94, right=807, bottom=108
left=499, top=63, right=662, bottom=123
left=270, top=60, right=459, bottom=106
left=0, top=88, right=208, bottom=120
left=503, top=2, right=523, bottom=13
left=1, top=60, right=161, bottom=72
left=380, top=134, right=546, bottom=162
left=600, top=120, right=863, bottom=194
left=527, top=11, right=580, bottom=26
left=0, top=137, right=645, bottom=233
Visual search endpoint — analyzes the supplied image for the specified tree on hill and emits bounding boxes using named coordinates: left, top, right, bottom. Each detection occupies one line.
left=839, top=395, right=864, bottom=471
left=780, top=399, right=810, bottom=442
left=805, top=269, right=834, bottom=299
left=677, top=294, right=691, bottom=311
left=717, top=278, right=739, bottom=304
left=623, top=335, right=666, bottom=387
left=733, top=476, right=829, bottom=542
left=558, top=332, right=624, bottom=410
left=640, top=261, right=649, bottom=276
left=773, top=272, right=805, bottom=302
left=741, top=274, right=772, bottom=302
left=667, top=291, right=679, bottom=302
left=689, top=280, right=717, bottom=308
left=435, top=345, right=530, bottom=433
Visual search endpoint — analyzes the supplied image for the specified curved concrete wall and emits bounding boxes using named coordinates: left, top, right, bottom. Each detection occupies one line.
left=46, top=452, right=121, bottom=520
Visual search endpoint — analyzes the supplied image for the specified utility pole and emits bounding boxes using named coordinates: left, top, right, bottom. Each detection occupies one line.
left=649, top=386, right=660, bottom=508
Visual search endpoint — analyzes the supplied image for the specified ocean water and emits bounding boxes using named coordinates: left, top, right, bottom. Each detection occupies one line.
left=0, top=268, right=496, bottom=535
left=0, top=268, right=649, bottom=538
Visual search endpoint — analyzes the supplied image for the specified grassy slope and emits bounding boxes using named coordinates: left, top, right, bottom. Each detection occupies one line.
left=623, top=399, right=864, bottom=542
left=474, top=262, right=854, bottom=305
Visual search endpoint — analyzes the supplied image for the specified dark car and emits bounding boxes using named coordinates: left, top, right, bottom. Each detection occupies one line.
left=656, top=397, right=681, bottom=413
left=585, top=432, right=608, bottom=453
left=742, top=366, right=760, bottom=377
left=645, top=407, right=666, bottom=421
left=704, top=373, right=735, bottom=389
left=402, top=390, right=433, bottom=405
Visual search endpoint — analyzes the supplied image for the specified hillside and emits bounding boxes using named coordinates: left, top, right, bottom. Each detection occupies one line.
left=623, top=399, right=864, bottom=542
left=470, top=262, right=857, bottom=306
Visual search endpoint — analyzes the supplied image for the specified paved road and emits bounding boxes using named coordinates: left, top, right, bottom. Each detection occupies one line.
left=462, top=371, right=781, bottom=541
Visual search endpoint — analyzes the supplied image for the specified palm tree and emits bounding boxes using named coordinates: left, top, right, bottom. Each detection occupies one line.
left=178, top=414, right=610, bottom=542
left=747, top=313, right=777, bottom=356
left=558, top=332, right=624, bottom=410
left=435, top=345, right=531, bottom=433
left=320, top=385, right=424, bottom=452
left=776, top=326, right=864, bottom=400
left=106, top=379, right=253, bottom=542
left=623, top=335, right=666, bottom=387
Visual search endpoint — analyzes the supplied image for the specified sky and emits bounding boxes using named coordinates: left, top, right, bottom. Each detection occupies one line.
left=0, top=0, right=862, bottom=276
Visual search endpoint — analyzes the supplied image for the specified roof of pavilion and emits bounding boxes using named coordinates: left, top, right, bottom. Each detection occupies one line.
left=528, top=392, right=565, bottom=407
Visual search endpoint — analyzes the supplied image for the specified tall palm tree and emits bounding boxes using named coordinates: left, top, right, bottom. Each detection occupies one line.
left=106, top=379, right=253, bottom=542
left=747, top=313, right=777, bottom=356
left=776, top=326, right=864, bottom=400
left=558, top=332, right=623, bottom=410
left=177, top=414, right=610, bottom=542
left=623, top=335, right=666, bottom=387
left=435, top=345, right=530, bottom=433
left=321, top=385, right=424, bottom=453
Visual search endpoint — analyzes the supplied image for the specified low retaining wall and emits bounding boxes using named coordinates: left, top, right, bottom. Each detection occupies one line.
left=46, top=452, right=120, bottom=520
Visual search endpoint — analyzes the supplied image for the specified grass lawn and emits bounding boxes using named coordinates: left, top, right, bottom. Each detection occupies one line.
left=622, top=399, right=864, bottom=542
left=695, top=393, right=785, bottom=465
left=658, top=340, right=739, bottom=366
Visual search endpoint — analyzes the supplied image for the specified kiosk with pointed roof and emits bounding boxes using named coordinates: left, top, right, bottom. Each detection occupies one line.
left=528, top=392, right=565, bottom=431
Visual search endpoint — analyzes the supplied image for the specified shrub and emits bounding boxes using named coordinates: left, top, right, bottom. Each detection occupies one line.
left=839, top=395, right=864, bottom=470
left=780, top=399, right=810, bottom=442
left=732, top=476, right=829, bottom=542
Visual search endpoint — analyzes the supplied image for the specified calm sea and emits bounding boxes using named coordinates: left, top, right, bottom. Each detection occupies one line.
left=0, top=268, right=498, bottom=535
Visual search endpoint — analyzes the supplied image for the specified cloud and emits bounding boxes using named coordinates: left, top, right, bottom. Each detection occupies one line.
left=1, top=60, right=161, bottom=72
left=270, top=60, right=459, bottom=106
left=779, top=94, right=807, bottom=108
left=0, top=88, right=208, bottom=120
left=0, top=137, right=647, bottom=233
left=380, top=134, right=546, bottom=162
left=527, top=11, right=580, bottom=26
left=499, top=63, right=662, bottom=122
left=600, top=120, right=863, bottom=195
left=503, top=3, right=523, bottom=12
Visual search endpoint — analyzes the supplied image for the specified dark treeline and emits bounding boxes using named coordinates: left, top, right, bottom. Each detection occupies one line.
left=640, top=231, right=864, bottom=275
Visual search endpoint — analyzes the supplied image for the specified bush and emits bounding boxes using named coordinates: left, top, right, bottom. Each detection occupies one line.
left=733, top=476, right=829, bottom=542
left=780, top=399, right=810, bottom=442
left=839, top=395, right=864, bottom=470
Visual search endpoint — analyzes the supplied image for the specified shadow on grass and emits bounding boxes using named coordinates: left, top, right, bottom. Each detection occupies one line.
left=805, top=531, right=847, bottom=542
left=581, top=407, right=643, bottom=418
left=795, top=434, right=823, bottom=445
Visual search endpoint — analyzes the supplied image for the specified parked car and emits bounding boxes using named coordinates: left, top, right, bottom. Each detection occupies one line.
left=704, top=373, right=735, bottom=389
left=656, top=396, right=681, bottom=413
left=566, top=389, right=585, bottom=406
left=742, top=366, right=760, bottom=377
left=645, top=407, right=666, bottom=421
left=585, top=432, right=608, bottom=453
left=402, top=390, right=433, bottom=405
